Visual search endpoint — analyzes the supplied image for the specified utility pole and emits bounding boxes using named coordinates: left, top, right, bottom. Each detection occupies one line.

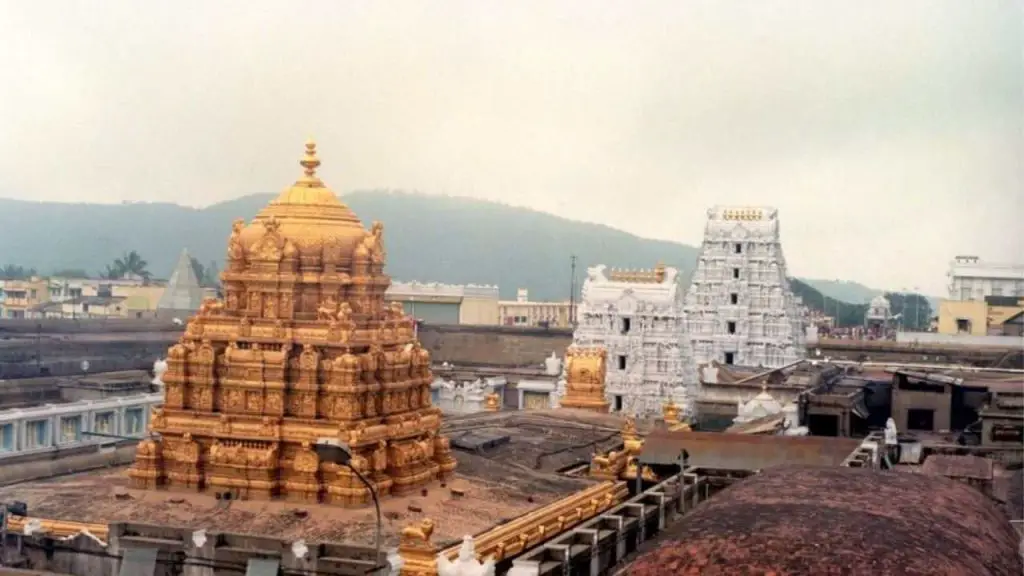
left=912, top=286, right=920, bottom=331
left=569, top=255, right=577, bottom=328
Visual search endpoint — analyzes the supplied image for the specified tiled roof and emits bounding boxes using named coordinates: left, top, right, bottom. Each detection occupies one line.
left=624, top=466, right=1022, bottom=576
left=921, top=454, right=994, bottom=481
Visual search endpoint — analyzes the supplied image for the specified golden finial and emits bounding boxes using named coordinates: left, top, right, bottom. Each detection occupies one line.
left=298, top=138, right=322, bottom=186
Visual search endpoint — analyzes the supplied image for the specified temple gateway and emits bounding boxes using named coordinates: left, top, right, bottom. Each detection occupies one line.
left=129, top=141, right=456, bottom=505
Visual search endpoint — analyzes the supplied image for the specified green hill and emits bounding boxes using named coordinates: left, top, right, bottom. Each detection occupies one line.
left=0, top=190, right=926, bottom=325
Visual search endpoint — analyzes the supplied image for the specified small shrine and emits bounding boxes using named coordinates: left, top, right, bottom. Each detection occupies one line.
left=128, top=141, right=456, bottom=505
left=557, top=347, right=610, bottom=413
left=733, top=384, right=784, bottom=425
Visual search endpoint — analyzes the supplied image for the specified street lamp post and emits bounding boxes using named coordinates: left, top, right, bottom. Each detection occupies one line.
left=314, top=440, right=384, bottom=574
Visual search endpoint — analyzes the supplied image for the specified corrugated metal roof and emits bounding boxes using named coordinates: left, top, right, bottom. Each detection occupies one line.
left=638, top=430, right=862, bottom=470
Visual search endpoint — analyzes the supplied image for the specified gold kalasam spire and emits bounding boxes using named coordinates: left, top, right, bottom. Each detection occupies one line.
left=297, top=139, right=322, bottom=187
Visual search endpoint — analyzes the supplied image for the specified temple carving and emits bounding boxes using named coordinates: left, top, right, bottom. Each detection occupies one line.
left=557, top=347, right=610, bottom=413
left=128, top=141, right=456, bottom=505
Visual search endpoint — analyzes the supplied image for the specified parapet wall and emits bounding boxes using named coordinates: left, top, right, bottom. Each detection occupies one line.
left=0, top=318, right=181, bottom=334
left=417, top=323, right=572, bottom=367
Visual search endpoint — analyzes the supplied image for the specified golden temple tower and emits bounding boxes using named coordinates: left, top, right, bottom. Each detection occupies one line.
left=558, top=347, right=610, bottom=413
left=129, top=141, right=456, bottom=506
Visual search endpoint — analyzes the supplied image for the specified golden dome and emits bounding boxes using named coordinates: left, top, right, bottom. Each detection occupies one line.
left=237, top=140, right=368, bottom=267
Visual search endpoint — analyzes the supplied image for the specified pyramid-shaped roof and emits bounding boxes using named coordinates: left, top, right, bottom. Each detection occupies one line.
left=157, top=249, right=205, bottom=311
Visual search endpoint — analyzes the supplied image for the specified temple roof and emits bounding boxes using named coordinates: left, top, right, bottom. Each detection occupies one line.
left=623, top=466, right=1023, bottom=576
left=2, top=410, right=632, bottom=548
left=235, top=140, right=368, bottom=265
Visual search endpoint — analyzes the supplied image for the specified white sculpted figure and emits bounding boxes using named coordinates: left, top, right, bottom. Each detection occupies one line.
left=437, top=535, right=495, bottom=576
left=884, top=418, right=898, bottom=446
left=152, top=358, right=168, bottom=387
left=544, top=351, right=562, bottom=376
left=587, top=264, right=608, bottom=283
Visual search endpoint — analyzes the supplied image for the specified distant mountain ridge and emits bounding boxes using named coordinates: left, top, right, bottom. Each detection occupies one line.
left=0, top=190, right=889, bottom=304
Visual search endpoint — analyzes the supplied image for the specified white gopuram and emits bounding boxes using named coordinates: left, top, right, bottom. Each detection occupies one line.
left=685, top=206, right=807, bottom=369
left=558, top=263, right=698, bottom=418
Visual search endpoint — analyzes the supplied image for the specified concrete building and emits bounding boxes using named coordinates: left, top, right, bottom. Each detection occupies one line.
left=498, top=288, right=572, bottom=328
left=563, top=263, right=698, bottom=418
left=0, top=392, right=161, bottom=458
left=31, top=276, right=168, bottom=319
left=1, top=277, right=50, bottom=318
left=947, top=255, right=1024, bottom=301
left=385, top=281, right=499, bottom=325
left=937, top=295, right=1024, bottom=337
left=684, top=206, right=806, bottom=368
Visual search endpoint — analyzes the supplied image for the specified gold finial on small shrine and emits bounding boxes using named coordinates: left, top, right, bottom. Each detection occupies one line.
left=298, top=138, right=322, bottom=185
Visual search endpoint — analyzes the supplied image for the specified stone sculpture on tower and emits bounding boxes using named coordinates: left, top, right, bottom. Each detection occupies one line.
left=129, top=141, right=456, bottom=505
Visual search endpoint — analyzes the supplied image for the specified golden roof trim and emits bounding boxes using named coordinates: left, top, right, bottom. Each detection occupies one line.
left=607, top=262, right=667, bottom=284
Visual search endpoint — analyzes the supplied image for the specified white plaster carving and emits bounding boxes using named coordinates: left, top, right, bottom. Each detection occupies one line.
left=560, top=264, right=699, bottom=418
left=544, top=352, right=562, bottom=376
left=152, top=358, right=168, bottom=387
left=733, top=388, right=784, bottom=424
left=685, top=206, right=807, bottom=369
left=437, top=535, right=496, bottom=576
left=432, top=378, right=504, bottom=415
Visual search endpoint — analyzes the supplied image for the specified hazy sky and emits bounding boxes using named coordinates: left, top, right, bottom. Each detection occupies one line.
left=1, top=1, right=1021, bottom=295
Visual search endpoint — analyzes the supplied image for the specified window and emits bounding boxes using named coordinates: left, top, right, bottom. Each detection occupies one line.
left=724, top=352, right=735, bottom=365
left=25, top=420, right=48, bottom=449
left=614, top=396, right=623, bottom=412
left=617, top=355, right=627, bottom=370
left=727, top=321, right=737, bottom=334
left=956, top=319, right=971, bottom=334
left=29, top=289, right=37, bottom=299
left=734, top=243, right=742, bottom=254
left=94, top=412, right=115, bottom=434
left=730, top=293, right=738, bottom=305
left=124, top=408, right=144, bottom=436
left=906, top=409, right=935, bottom=432
left=732, top=268, right=740, bottom=279
left=0, top=424, right=13, bottom=452
left=59, top=415, right=82, bottom=444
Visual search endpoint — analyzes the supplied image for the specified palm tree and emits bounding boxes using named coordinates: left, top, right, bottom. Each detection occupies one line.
left=112, top=251, right=150, bottom=280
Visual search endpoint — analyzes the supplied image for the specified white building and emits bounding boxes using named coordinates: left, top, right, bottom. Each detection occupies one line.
left=386, top=281, right=499, bottom=325
left=562, top=263, right=698, bottom=418
left=0, top=393, right=162, bottom=458
left=685, top=206, right=806, bottom=368
left=498, top=288, right=571, bottom=328
left=947, top=256, right=1024, bottom=301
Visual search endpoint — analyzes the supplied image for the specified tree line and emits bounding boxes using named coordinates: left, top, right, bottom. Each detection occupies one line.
left=1, top=250, right=220, bottom=287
